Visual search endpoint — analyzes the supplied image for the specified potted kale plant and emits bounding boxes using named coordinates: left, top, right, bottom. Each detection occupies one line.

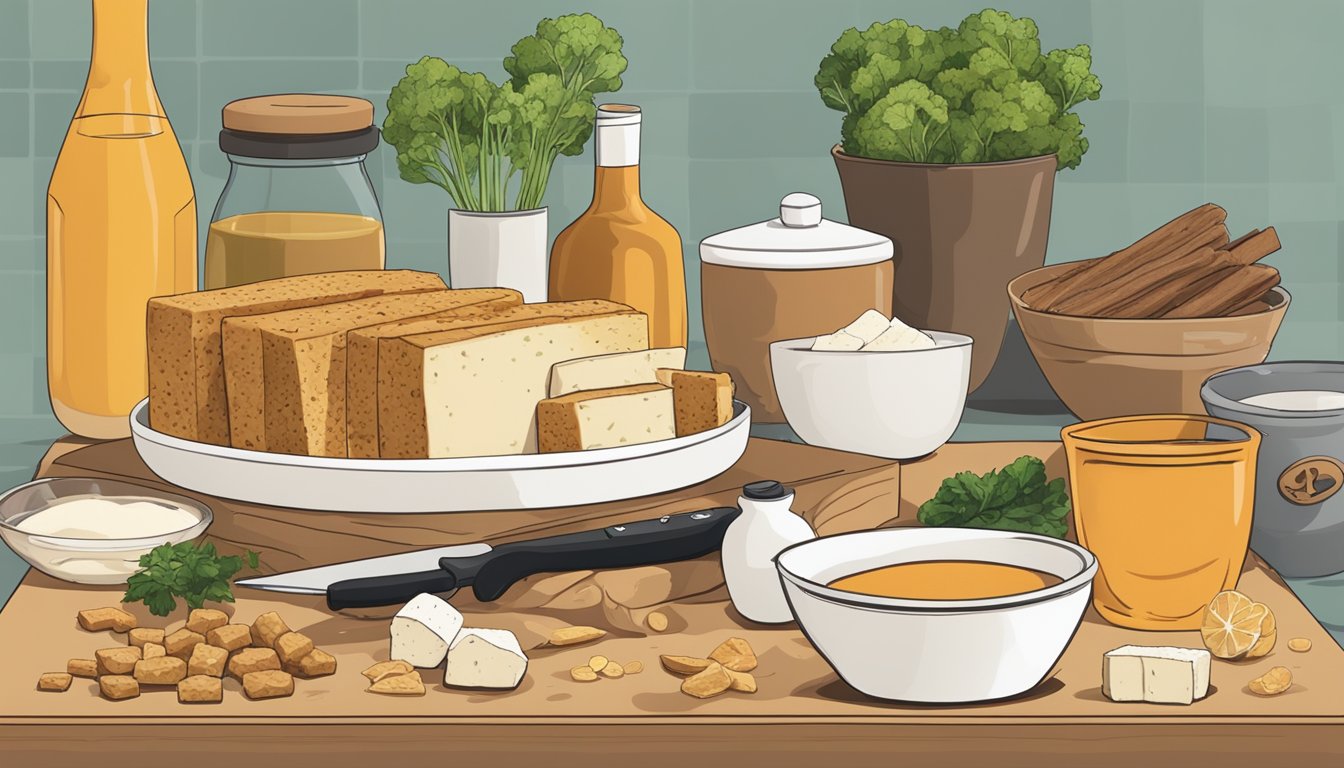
left=817, top=9, right=1101, bottom=391
left=383, top=14, right=626, bottom=301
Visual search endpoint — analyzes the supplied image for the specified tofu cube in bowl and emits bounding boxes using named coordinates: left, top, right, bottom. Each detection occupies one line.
left=769, top=331, right=972, bottom=459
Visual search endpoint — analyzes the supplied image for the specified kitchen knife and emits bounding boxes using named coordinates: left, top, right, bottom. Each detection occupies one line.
left=236, top=506, right=740, bottom=610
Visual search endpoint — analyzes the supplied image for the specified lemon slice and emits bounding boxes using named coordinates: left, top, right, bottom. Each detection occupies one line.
left=1201, top=590, right=1268, bottom=660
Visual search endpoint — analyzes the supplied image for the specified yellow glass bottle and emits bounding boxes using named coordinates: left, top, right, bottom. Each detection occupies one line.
left=47, top=0, right=197, bottom=439
left=549, top=105, right=688, bottom=348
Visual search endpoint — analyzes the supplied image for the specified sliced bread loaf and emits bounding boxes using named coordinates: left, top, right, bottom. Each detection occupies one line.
left=378, top=301, right=648, bottom=458
left=546, top=347, right=687, bottom=397
left=344, top=299, right=539, bottom=458
left=222, top=288, right=520, bottom=455
left=659, top=369, right=735, bottom=436
left=536, top=384, right=674, bottom=453
left=147, top=270, right=445, bottom=445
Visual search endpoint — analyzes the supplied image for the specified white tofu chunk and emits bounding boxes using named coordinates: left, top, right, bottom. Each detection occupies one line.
left=862, top=317, right=936, bottom=351
left=1102, top=645, right=1211, bottom=705
left=443, top=627, right=528, bottom=690
left=810, top=331, right=865, bottom=351
left=548, top=347, right=688, bottom=397
left=390, top=593, right=464, bottom=668
left=840, top=309, right=892, bottom=344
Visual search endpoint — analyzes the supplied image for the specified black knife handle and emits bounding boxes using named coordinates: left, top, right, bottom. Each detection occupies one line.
left=467, top=506, right=740, bottom=602
left=326, top=568, right=458, bottom=611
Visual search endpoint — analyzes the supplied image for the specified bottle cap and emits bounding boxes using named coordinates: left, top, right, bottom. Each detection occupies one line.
left=742, top=480, right=792, bottom=500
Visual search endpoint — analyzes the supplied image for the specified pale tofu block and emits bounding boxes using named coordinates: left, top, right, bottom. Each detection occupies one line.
left=547, top=347, right=687, bottom=397
left=1102, top=645, right=1211, bottom=705
left=810, top=331, right=865, bottom=351
left=390, top=593, right=464, bottom=668
left=862, top=319, right=936, bottom=351
left=841, top=309, right=893, bottom=344
left=444, top=628, right=528, bottom=690
left=536, top=384, right=675, bottom=452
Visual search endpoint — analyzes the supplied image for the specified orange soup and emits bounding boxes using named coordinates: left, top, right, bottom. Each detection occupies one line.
left=827, top=560, right=1062, bottom=600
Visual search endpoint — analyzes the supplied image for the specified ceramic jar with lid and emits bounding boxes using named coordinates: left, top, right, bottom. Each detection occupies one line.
left=700, top=193, right=894, bottom=423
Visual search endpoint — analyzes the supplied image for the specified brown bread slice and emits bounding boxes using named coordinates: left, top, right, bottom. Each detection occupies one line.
left=222, top=287, right=518, bottom=455
left=536, top=384, right=674, bottom=453
left=659, top=370, right=735, bottom=436
left=378, top=301, right=648, bottom=458
left=147, top=270, right=444, bottom=445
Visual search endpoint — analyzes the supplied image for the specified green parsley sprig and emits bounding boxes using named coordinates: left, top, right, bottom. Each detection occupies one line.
left=917, top=455, right=1071, bottom=539
left=122, top=542, right=260, bottom=617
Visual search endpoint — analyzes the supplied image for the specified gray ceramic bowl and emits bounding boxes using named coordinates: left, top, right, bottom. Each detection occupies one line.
left=1202, top=362, right=1344, bottom=577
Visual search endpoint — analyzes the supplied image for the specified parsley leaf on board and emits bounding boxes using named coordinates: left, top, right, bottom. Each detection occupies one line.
left=916, top=455, right=1071, bottom=539
left=121, top=541, right=261, bottom=617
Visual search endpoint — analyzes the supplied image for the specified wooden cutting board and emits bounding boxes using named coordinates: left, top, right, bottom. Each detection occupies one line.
left=1, top=437, right=1341, bottom=768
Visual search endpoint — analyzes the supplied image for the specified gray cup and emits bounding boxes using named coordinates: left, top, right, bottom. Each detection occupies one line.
left=1202, top=362, right=1344, bottom=578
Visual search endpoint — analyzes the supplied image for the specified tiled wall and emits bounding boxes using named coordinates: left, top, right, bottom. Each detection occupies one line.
left=1, top=0, right=1342, bottom=431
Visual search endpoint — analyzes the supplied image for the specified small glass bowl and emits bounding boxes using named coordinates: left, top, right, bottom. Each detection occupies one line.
left=0, top=477, right=212, bottom=585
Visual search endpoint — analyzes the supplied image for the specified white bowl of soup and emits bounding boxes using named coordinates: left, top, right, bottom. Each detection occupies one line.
left=775, top=527, right=1097, bottom=703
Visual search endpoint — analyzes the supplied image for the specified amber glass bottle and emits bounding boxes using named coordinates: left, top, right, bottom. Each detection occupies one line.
left=549, top=105, right=687, bottom=348
left=47, top=0, right=196, bottom=438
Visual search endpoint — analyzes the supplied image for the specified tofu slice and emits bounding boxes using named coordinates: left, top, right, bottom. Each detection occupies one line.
left=840, top=309, right=892, bottom=344
left=536, top=384, right=675, bottom=453
left=862, top=318, right=936, bottom=351
left=444, top=628, right=528, bottom=690
left=390, top=593, right=464, bottom=668
left=1102, top=645, right=1211, bottom=705
left=548, top=347, right=687, bottom=397
left=810, top=331, right=865, bottom=351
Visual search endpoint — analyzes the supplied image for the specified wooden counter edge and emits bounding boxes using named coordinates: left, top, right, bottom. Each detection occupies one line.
left=2, top=720, right=1342, bottom=768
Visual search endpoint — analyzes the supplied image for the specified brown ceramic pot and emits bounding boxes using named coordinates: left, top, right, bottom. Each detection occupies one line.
left=1009, top=262, right=1290, bottom=421
left=832, top=146, right=1057, bottom=392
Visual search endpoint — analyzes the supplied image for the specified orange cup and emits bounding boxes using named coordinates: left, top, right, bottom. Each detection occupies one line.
left=1061, top=415, right=1259, bottom=630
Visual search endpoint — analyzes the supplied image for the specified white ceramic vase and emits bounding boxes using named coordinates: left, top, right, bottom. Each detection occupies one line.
left=447, top=207, right=548, bottom=302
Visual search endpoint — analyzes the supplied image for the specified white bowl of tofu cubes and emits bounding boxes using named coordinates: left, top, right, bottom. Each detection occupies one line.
left=770, top=310, right=973, bottom=460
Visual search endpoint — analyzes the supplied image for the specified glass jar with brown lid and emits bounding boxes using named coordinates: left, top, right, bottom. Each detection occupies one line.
left=205, top=94, right=385, bottom=289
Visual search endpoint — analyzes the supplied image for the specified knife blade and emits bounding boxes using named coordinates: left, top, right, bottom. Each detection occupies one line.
left=237, top=506, right=740, bottom=611
left=236, top=542, right=494, bottom=595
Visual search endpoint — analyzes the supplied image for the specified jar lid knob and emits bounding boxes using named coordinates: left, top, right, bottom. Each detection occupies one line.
left=779, top=192, right=822, bottom=228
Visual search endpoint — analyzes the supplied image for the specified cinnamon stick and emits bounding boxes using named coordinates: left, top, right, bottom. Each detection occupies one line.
left=1039, top=220, right=1228, bottom=315
left=1028, top=204, right=1227, bottom=310
left=1226, top=227, right=1280, bottom=265
left=1161, top=265, right=1281, bottom=318
left=1070, top=247, right=1232, bottom=318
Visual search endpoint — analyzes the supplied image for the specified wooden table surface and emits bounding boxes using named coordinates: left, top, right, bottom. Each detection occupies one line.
left=1, top=437, right=1341, bottom=767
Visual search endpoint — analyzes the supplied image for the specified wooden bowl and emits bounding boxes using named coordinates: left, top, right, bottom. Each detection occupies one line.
left=1007, top=262, right=1290, bottom=421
